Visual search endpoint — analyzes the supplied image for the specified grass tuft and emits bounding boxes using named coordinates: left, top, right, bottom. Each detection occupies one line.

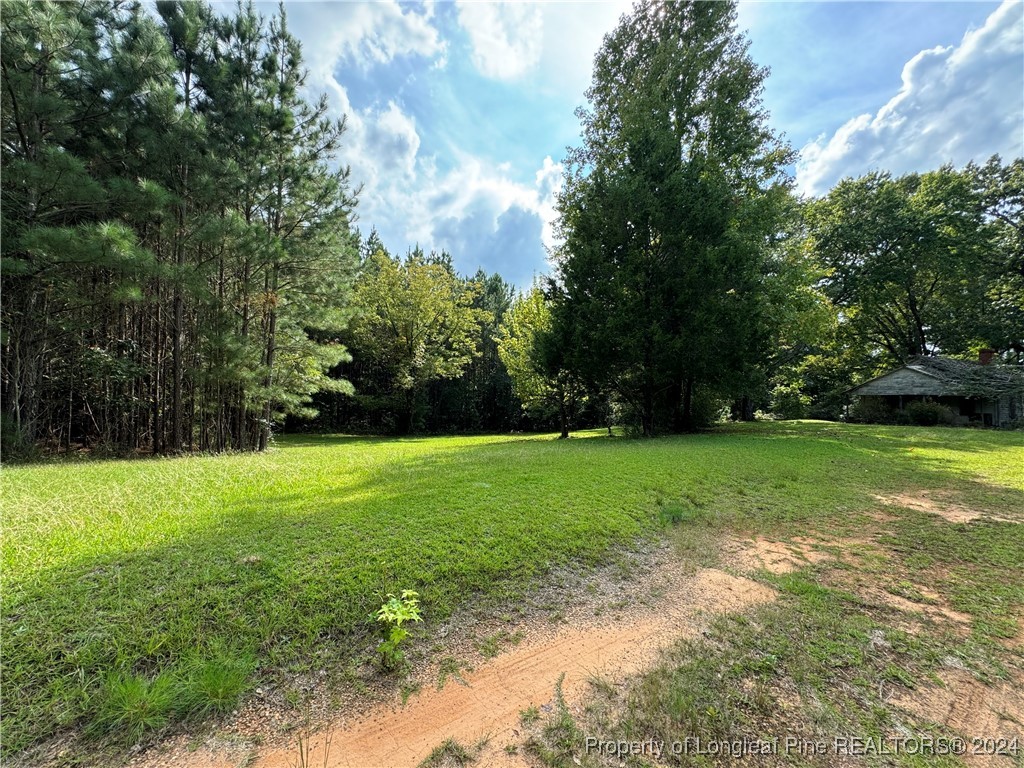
left=91, top=671, right=177, bottom=743
left=419, top=738, right=476, bottom=767
left=181, top=653, right=254, bottom=716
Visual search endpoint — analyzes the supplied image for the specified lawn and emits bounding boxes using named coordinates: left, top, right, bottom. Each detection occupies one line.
left=2, top=422, right=1022, bottom=758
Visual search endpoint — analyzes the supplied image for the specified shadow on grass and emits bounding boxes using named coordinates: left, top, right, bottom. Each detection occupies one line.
left=3, top=422, right=1022, bottom=757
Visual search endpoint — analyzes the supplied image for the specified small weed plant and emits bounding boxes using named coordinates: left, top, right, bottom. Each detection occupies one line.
left=376, top=589, right=423, bottom=669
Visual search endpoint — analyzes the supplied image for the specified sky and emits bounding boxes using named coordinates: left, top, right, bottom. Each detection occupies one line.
left=264, top=0, right=1024, bottom=289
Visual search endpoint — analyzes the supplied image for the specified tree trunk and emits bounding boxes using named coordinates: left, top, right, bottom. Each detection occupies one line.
left=259, top=295, right=277, bottom=452
left=740, top=395, right=754, bottom=422
left=681, top=378, right=694, bottom=431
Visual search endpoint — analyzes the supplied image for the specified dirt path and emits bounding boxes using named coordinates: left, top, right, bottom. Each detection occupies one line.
left=133, top=545, right=778, bottom=768
left=258, top=569, right=773, bottom=768
left=103, top=524, right=1024, bottom=768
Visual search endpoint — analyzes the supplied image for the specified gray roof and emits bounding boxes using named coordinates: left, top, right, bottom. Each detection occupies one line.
left=850, top=356, right=1024, bottom=398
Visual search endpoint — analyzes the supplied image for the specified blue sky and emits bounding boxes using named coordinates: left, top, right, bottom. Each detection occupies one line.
left=274, top=1, right=1024, bottom=288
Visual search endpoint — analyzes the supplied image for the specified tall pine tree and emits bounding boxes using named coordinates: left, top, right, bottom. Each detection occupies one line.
left=552, top=0, right=792, bottom=435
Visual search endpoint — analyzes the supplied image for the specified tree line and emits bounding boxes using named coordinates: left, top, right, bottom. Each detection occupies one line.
left=2, top=1, right=359, bottom=455
left=504, top=2, right=1021, bottom=435
left=3, top=0, right=1021, bottom=456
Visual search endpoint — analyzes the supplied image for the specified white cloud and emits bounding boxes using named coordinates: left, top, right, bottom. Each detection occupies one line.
left=365, top=102, right=421, bottom=180
left=398, top=154, right=563, bottom=279
left=287, top=1, right=443, bottom=74
left=280, top=3, right=573, bottom=284
left=455, top=1, right=544, bottom=80
left=283, top=3, right=440, bottom=235
left=796, top=0, right=1024, bottom=197
left=537, top=1, right=630, bottom=93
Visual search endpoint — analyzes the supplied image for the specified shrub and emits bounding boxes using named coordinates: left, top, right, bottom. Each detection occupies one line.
left=690, top=389, right=730, bottom=428
left=376, top=590, right=423, bottom=670
left=847, top=397, right=895, bottom=424
left=771, top=383, right=811, bottom=420
left=906, top=400, right=955, bottom=426
left=806, top=387, right=848, bottom=421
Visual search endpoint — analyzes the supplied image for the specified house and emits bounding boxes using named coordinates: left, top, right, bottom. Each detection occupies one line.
left=847, top=352, right=1024, bottom=427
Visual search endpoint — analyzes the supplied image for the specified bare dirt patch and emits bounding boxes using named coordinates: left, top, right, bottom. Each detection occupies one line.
left=128, top=543, right=777, bottom=768
left=866, top=586, right=974, bottom=627
left=722, top=535, right=830, bottom=574
left=874, top=490, right=1019, bottom=524
left=893, top=668, right=1024, bottom=767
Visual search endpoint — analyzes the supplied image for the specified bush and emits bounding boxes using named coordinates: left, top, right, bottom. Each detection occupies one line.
left=771, top=383, right=811, bottom=420
left=807, top=389, right=846, bottom=421
left=906, top=400, right=955, bottom=426
left=690, top=389, right=730, bottom=428
left=615, top=387, right=726, bottom=436
left=847, top=397, right=895, bottom=424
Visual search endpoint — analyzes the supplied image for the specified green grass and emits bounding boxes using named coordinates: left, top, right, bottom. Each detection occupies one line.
left=3, top=422, right=1022, bottom=756
left=515, top=426, right=1024, bottom=767
left=539, top=529, right=1024, bottom=767
left=559, top=580, right=980, bottom=768
left=419, top=737, right=477, bottom=768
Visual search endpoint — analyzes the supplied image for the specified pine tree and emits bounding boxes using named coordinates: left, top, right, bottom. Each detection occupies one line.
left=2, top=1, right=360, bottom=456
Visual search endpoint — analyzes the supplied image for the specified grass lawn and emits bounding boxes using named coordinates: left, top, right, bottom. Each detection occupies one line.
left=3, top=422, right=1023, bottom=759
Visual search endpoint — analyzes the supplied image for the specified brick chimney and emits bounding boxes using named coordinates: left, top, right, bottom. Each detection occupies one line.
left=978, top=348, right=996, bottom=365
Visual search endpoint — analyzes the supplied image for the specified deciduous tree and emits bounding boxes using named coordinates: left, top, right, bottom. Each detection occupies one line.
left=497, top=287, right=585, bottom=438
left=350, top=248, right=489, bottom=433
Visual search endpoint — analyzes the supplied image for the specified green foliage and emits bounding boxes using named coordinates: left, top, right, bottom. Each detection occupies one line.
left=1, top=0, right=359, bottom=455
left=497, top=288, right=554, bottom=412
left=808, top=161, right=1020, bottom=363
left=376, top=590, right=423, bottom=669
left=771, top=382, right=812, bottom=420
left=553, top=0, right=794, bottom=436
left=905, top=401, right=956, bottom=426
left=848, top=397, right=897, bottom=425
left=422, top=268, right=521, bottom=434
left=848, top=398, right=957, bottom=427
left=348, top=249, right=490, bottom=433
left=496, top=287, right=586, bottom=437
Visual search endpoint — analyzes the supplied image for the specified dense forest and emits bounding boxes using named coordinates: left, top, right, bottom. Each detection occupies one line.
left=2, top=0, right=1022, bottom=457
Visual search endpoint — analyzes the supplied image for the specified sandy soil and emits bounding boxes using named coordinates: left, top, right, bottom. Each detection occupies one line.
left=873, top=490, right=1020, bottom=524
left=893, top=668, right=1024, bottom=768
left=866, top=586, right=975, bottom=627
left=128, top=543, right=777, bottom=768
left=722, top=535, right=830, bottom=575
left=256, top=569, right=773, bottom=768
